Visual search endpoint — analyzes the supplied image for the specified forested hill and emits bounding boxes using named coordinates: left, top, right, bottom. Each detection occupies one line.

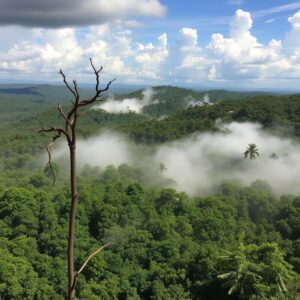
left=121, top=93, right=300, bottom=143
left=0, top=84, right=269, bottom=126
left=116, top=85, right=266, bottom=102
left=0, top=86, right=300, bottom=299
left=112, top=85, right=268, bottom=117
left=0, top=84, right=96, bottom=126
left=1, top=89, right=300, bottom=170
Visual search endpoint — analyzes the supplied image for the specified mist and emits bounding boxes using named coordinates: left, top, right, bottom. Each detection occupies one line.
left=52, top=122, right=300, bottom=196
left=94, top=87, right=155, bottom=113
left=186, top=93, right=213, bottom=107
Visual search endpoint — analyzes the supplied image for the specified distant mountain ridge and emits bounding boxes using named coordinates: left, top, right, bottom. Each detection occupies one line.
left=0, top=86, right=42, bottom=96
left=0, top=83, right=286, bottom=126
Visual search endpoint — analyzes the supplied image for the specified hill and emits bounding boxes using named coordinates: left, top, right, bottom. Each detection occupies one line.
left=0, top=84, right=269, bottom=128
left=0, top=84, right=95, bottom=126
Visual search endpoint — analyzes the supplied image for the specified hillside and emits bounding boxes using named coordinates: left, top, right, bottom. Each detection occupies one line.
left=0, top=84, right=270, bottom=127
left=0, top=84, right=95, bottom=126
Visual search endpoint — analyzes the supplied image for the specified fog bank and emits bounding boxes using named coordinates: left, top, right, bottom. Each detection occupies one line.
left=52, top=122, right=300, bottom=196
left=94, top=87, right=155, bottom=113
left=186, top=93, right=213, bottom=107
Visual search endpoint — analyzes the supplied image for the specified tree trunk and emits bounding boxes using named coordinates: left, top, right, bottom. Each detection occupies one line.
left=68, top=144, right=78, bottom=300
left=35, top=60, right=115, bottom=299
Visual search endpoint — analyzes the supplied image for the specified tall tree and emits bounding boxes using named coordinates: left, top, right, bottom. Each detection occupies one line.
left=158, top=163, right=167, bottom=173
left=35, top=59, right=115, bottom=300
left=243, top=143, right=259, bottom=160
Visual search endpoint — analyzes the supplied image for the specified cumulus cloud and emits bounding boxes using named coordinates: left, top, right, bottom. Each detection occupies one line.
left=135, top=33, right=169, bottom=79
left=171, top=9, right=300, bottom=85
left=229, top=9, right=252, bottom=39
left=207, top=9, right=283, bottom=79
left=285, top=11, right=300, bottom=51
left=0, top=0, right=166, bottom=28
left=179, top=28, right=198, bottom=49
left=1, top=9, right=300, bottom=87
left=52, top=122, right=300, bottom=196
left=205, top=12, right=298, bottom=83
left=94, top=88, right=155, bottom=113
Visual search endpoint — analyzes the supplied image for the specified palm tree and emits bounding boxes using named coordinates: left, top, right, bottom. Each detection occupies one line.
left=217, top=240, right=296, bottom=299
left=158, top=163, right=167, bottom=173
left=243, top=143, right=259, bottom=160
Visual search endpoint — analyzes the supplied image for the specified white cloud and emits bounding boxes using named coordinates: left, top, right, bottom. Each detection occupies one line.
left=1, top=9, right=300, bottom=87
left=230, top=9, right=253, bottom=39
left=134, top=33, right=169, bottom=80
left=284, top=11, right=300, bottom=51
left=204, top=9, right=294, bottom=81
left=254, top=2, right=300, bottom=18
left=179, top=28, right=198, bottom=49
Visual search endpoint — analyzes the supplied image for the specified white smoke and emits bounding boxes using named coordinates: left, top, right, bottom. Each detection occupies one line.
left=186, top=93, right=213, bottom=107
left=94, top=87, right=155, bottom=113
left=52, top=122, right=300, bottom=196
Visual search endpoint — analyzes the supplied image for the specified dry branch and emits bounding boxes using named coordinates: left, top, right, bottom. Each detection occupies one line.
left=77, top=242, right=111, bottom=275
left=35, top=59, right=115, bottom=300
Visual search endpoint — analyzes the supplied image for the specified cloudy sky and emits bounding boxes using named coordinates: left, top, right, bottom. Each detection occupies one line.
left=1, top=0, right=300, bottom=89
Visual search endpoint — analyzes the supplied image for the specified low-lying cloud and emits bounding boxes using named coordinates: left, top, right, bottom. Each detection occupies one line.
left=95, top=88, right=213, bottom=115
left=52, top=122, right=300, bottom=196
left=186, top=93, right=213, bottom=107
left=94, top=87, right=156, bottom=113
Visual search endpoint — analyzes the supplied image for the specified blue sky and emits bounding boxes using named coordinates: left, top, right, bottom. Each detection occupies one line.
left=1, top=0, right=300, bottom=89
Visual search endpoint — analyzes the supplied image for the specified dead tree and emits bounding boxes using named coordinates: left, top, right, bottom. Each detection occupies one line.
left=35, top=59, right=115, bottom=300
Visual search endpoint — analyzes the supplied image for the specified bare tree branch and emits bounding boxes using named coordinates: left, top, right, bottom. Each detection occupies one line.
left=72, top=80, right=80, bottom=103
left=72, top=242, right=111, bottom=289
left=33, top=127, right=70, bottom=185
left=77, top=242, right=111, bottom=275
left=79, top=78, right=116, bottom=107
left=101, top=78, right=117, bottom=93
left=59, top=70, right=77, bottom=100
left=46, top=133, right=61, bottom=185
left=33, top=127, right=70, bottom=141
left=89, top=57, right=103, bottom=94
left=35, top=59, right=115, bottom=300
left=58, top=104, right=72, bottom=127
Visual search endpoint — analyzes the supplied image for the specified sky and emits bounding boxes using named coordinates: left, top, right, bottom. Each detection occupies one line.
left=1, top=0, right=300, bottom=89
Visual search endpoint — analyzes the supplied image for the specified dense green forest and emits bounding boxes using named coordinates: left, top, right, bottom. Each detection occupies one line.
left=0, top=85, right=299, bottom=299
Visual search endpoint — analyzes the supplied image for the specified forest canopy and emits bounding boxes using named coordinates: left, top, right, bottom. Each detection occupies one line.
left=0, top=85, right=299, bottom=299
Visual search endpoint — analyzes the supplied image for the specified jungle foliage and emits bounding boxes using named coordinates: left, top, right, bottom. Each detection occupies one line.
left=0, top=86, right=299, bottom=299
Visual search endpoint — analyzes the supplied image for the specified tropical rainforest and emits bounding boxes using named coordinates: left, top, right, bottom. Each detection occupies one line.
left=0, top=84, right=299, bottom=299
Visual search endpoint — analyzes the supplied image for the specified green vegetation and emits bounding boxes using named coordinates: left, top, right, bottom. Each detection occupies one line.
left=112, top=86, right=267, bottom=117
left=0, top=173, right=299, bottom=299
left=0, top=84, right=95, bottom=127
left=0, top=85, right=299, bottom=299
